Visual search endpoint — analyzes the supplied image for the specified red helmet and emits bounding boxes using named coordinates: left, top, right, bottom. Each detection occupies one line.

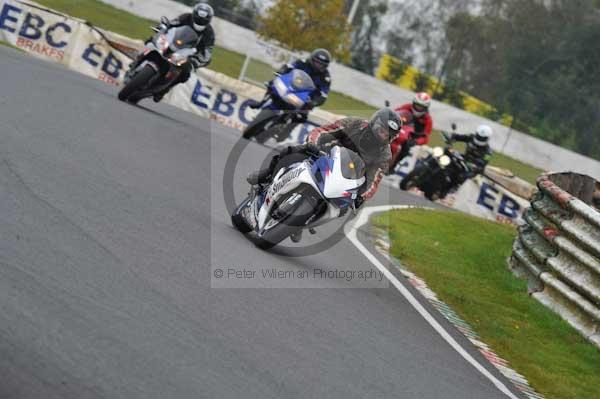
left=412, top=92, right=431, bottom=117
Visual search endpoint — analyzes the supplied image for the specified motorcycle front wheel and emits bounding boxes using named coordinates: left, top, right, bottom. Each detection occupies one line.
left=400, top=164, right=428, bottom=191
left=255, top=190, right=324, bottom=250
left=231, top=195, right=254, bottom=234
left=118, top=64, right=156, bottom=103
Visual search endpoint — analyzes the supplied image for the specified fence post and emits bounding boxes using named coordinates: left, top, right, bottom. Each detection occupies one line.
left=239, top=53, right=252, bottom=82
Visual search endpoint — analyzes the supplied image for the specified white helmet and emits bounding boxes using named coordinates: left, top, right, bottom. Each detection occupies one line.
left=411, top=92, right=431, bottom=117
left=474, top=125, right=493, bottom=146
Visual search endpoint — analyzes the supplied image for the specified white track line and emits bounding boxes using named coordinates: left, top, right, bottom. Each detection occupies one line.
left=344, top=205, right=519, bottom=399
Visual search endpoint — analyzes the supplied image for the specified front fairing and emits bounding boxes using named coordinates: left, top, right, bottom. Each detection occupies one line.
left=271, top=69, right=316, bottom=109
left=254, top=147, right=365, bottom=232
left=150, top=26, right=198, bottom=64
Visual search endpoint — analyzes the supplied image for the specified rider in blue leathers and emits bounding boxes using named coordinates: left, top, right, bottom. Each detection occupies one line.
left=250, top=48, right=332, bottom=119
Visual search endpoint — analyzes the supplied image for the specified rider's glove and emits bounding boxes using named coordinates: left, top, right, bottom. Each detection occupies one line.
left=304, top=143, right=321, bottom=156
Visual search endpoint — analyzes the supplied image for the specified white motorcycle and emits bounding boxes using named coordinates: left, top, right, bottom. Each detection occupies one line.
left=231, top=146, right=366, bottom=250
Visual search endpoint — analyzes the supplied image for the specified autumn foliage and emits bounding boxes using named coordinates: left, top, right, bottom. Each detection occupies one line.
left=257, top=0, right=351, bottom=62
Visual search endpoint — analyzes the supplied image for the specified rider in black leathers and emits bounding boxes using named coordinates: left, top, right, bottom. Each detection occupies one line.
left=129, top=4, right=216, bottom=102
left=450, top=124, right=493, bottom=180
left=247, top=109, right=402, bottom=205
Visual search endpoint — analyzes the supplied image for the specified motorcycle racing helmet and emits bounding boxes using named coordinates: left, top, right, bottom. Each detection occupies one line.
left=362, top=108, right=403, bottom=150
left=192, top=3, right=214, bottom=31
left=474, top=125, right=493, bottom=147
left=412, top=92, right=431, bottom=117
left=310, top=49, right=332, bottom=72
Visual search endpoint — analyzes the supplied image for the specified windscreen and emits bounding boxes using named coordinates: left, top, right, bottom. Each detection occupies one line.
left=339, top=148, right=366, bottom=180
left=291, top=70, right=316, bottom=91
left=170, top=26, right=199, bottom=49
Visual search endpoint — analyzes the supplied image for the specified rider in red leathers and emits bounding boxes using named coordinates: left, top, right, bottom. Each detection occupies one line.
left=388, top=92, right=433, bottom=174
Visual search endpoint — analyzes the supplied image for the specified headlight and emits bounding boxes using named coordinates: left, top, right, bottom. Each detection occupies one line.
left=273, top=78, right=287, bottom=97
left=169, top=53, right=187, bottom=66
left=283, top=93, right=304, bottom=108
left=432, top=147, right=444, bottom=158
left=439, top=155, right=451, bottom=167
left=155, top=34, right=169, bottom=52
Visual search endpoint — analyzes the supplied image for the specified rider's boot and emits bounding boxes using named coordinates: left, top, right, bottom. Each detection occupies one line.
left=247, top=155, right=280, bottom=185
left=153, top=86, right=171, bottom=103
left=246, top=168, right=272, bottom=185
left=248, top=100, right=262, bottom=109
left=153, top=91, right=167, bottom=103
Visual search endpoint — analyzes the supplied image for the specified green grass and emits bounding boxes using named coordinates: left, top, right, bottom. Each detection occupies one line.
left=34, top=0, right=156, bottom=40
left=373, top=208, right=600, bottom=399
left=35, top=0, right=542, bottom=183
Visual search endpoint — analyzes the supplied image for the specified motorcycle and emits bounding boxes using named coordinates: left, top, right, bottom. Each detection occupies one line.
left=118, top=17, right=198, bottom=104
left=400, top=126, right=471, bottom=201
left=231, top=146, right=366, bottom=250
left=242, top=69, right=316, bottom=143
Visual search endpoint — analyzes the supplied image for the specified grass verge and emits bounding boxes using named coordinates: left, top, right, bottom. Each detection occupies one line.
left=35, top=0, right=542, bottom=183
left=373, top=208, right=600, bottom=399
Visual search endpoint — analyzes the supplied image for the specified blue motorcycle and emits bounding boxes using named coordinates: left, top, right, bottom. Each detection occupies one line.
left=242, top=69, right=316, bottom=143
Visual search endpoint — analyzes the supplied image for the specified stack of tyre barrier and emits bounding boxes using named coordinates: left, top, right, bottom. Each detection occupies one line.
left=510, top=173, right=600, bottom=347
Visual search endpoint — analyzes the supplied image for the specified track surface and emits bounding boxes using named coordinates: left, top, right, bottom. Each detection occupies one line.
left=0, top=47, right=522, bottom=399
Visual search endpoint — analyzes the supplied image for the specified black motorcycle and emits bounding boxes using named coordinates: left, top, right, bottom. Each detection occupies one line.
left=400, top=127, right=471, bottom=201
left=118, top=18, right=198, bottom=104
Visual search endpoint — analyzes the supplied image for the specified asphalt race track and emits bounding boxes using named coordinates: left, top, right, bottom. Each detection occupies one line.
left=0, top=47, right=523, bottom=399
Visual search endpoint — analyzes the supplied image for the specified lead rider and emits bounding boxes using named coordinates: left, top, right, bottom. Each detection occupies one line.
left=247, top=108, right=402, bottom=241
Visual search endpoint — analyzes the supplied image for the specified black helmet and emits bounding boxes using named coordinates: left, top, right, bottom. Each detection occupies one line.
left=310, top=48, right=332, bottom=72
left=368, top=108, right=403, bottom=145
left=192, top=3, right=214, bottom=31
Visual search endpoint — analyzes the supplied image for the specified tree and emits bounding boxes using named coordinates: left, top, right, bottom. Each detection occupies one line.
left=383, top=0, right=472, bottom=76
left=350, top=0, right=388, bottom=74
left=442, top=0, right=600, bottom=159
left=257, top=0, right=352, bottom=62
